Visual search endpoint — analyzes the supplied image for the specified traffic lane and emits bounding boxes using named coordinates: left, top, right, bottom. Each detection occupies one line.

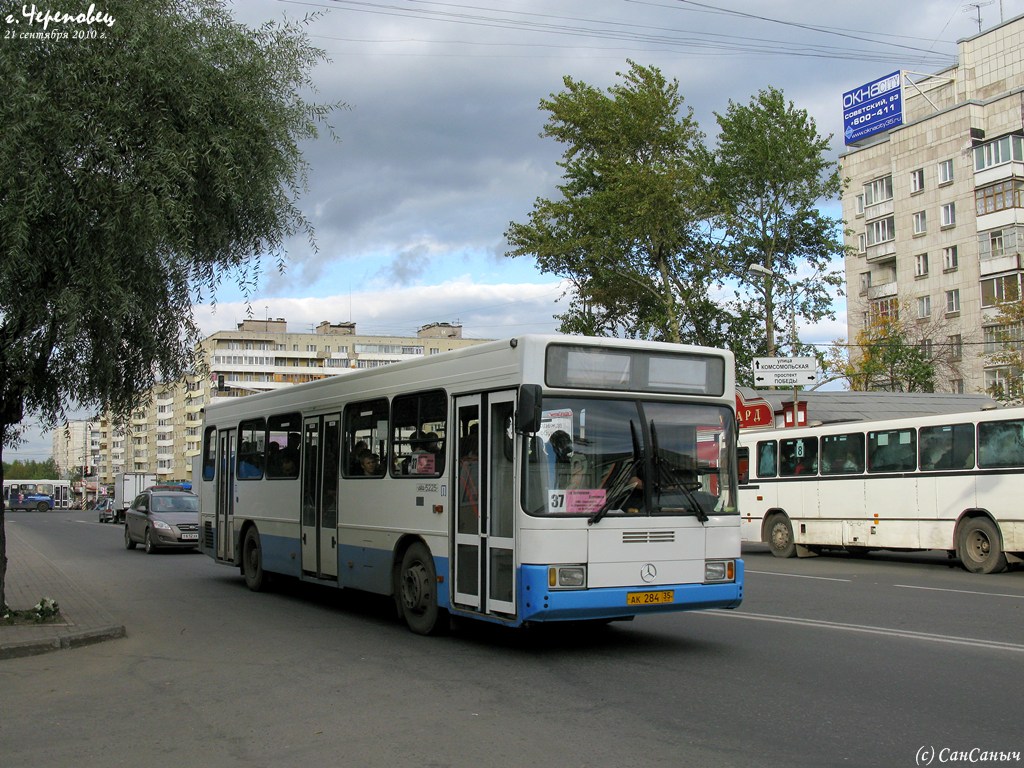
left=3, top=515, right=1021, bottom=768
left=741, top=543, right=1024, bottom=647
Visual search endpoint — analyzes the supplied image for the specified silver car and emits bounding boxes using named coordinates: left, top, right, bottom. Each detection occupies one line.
left=124, top=489, right=200, bottom=554
left=96, top=498, right=115, bottom=523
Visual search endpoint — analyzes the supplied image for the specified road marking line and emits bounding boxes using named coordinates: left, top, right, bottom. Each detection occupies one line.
left=746, top=570, right=851, bottom=582
left=699, top=610, right=1024, bottom=653
left=894, top=584, right=1024, bottom=600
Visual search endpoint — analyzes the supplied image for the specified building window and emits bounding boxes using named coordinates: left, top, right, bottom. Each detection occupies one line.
left=985, top=367, right=1021, bottom=399
left=859, top=272, right=871, bottom=295
left=950, top=378, right=965, bottom=394
left=857, top=233, right=866, bottom=253
left=920, top=338, right=933, bottom=358
left=981, top=274, right=1021, bottom=307
left=871, top=297, right=899, bottom=320
left=914, top=253, right=929, bottom=277
left=917, top=295, right=932, bottom=318
left=866, top=216, right=895, bottom=246
left=910, top=168, right=924, bottom=194
left=948, top=334, right=963, bottom=361
left=864, top=176, right=893, bottom=206
left=938, top=158, right=954, bottom=185
left=975, top=179, right=1024, bottom=216
left=855, top=194, right=865, bottom=216
left=945, top=289, right=961, bottom=314
left=941, top=203, right=956, bottom=228
left=913, top=211, right=927, bottom=235
left=973, top=134, right=1024, bottom=172
left=943, top=245, right=959, bottom=271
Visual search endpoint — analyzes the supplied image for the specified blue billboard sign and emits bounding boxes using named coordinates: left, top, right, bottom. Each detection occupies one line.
left=843, top=71, right=904, bottom=145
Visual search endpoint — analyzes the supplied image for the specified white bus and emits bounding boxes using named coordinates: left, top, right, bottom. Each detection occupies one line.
left=3, top=479, right=72, bottom=511
left=196, top=335, right=743, bottom=634
left=738, top=407, right=1024, bottom=573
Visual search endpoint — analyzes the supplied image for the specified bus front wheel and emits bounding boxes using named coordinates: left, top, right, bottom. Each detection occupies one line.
left=766, top=514, right=797, bottom=558
left=242, top=527, right=269, bottom=592
left=957, top=517, right=1007, bottom=574
left=399, top=542, right=442, bottom=635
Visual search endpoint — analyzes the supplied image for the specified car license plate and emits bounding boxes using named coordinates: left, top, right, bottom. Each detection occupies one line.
left=626, top=590, right=674, bottom=606
left=181, top=533, right=199, bottom=541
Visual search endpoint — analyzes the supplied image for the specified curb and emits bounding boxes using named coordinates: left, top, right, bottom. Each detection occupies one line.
left=0, top=624, right=127, bottom=660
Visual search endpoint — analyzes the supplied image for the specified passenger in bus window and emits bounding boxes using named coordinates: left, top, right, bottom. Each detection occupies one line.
left=360, top=452, right=382, bottom=476
left=757, top=442, right=776, bottom=477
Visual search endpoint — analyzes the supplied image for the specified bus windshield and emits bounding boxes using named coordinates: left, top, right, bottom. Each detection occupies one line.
left=522, top=397, right=737, bottom=520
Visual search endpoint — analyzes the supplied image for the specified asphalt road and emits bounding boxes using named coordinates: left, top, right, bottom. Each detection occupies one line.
left=2, top=511, right=1022, bottom=768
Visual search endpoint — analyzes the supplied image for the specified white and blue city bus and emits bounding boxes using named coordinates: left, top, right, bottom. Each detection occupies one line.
left=3, top=479, right=71, bottom=511
left=196, top=335, right=743, bottom=634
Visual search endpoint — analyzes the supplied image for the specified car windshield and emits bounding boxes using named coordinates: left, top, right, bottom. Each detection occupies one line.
left=521, top=397, right=738, bottom=520
left=151, top=495, right=199, bottom=513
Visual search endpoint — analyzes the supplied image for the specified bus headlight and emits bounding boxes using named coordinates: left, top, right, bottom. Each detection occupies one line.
left=548, top=565, right=586, bottom=589
left=704, top=560, right=735, bottom=582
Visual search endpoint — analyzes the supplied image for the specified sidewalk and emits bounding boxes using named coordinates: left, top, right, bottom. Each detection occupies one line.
left=1, top=521, right=126, bottom=660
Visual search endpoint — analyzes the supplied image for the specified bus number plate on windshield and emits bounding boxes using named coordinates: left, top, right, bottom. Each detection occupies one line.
left=626, top=590, right=674, bottom=606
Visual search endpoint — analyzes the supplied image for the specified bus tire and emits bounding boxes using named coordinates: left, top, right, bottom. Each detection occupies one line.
left=242, top=527, right=269, bottom=592
left=766, top=513, right=797, bottom=558
left=957, top=517, right=1007, bottom=574
left=37, top=501, right=48, bottom=513
left=399, top=542, right=442, bottom=635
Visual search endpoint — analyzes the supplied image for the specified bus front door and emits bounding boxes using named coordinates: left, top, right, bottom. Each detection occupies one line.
left=216, top=429, right=236, bottom=563
left=452, top=392, right=516, bottom=618
left=301, top=415, right=340, bottom=580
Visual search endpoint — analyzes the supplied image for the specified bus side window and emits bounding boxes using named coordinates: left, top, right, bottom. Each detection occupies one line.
left=737, top=446, right=750, bottom=484
left=756, top=441, right=777, bottom=477
left=202, top=427, right=217, bottom=481
left=978, top=419, right=1024, bottom=468
left=391, top=390, right=447, bottom=478
left=780, top=438, right=817, bottom=476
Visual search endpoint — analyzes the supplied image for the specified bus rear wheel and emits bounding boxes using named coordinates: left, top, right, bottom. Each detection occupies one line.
left=399, top=542, right=442, bottom=635
left=957, top=517, right=1007, bottom=574
left=242, top=527, right=269, bottom=592
left=766, top=514, right=796, bottom=558
left=36, top=501, right=48, bottom=512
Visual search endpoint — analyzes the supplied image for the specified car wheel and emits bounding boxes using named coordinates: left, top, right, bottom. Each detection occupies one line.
left=144, top=529, right=157, bottom=554
left=124, top=525, right=136, bottom=550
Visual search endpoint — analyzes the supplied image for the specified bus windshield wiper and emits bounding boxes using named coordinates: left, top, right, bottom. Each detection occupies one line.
left=650, top=421, right=708, bottom=524
left=588, top=421, right=642, bottom=526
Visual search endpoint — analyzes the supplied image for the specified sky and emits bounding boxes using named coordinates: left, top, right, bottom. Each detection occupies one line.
left=9, top=0, right=1019, bottom=460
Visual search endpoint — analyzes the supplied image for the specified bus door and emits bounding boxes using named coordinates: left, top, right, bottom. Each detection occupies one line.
left=216, top=429, right=236, bottom=562
left=301, top=415, right=340, bottom=580
left=452, top=391, right=516, bottom=617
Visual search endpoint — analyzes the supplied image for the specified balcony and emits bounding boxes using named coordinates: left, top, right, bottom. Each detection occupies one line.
left=868, top=281, right=898, bottom=300
left=865, top=240, right=897, bottom=262
left=979, top=252, right=1022, bottom=276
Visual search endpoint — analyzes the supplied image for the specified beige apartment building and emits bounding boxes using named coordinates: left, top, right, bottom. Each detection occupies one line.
left=841, top=14, right=1024, bottom=395
left=64, top=320, right=486, bottom=484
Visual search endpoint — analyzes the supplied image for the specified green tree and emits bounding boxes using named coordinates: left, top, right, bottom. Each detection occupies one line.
left=714, top=87, right=846, bottom=368
left=2, top=459, right=59, bottom=481
left=505, top=61, right=737, bottom=346
left=0, top=0, right=340, bottom=610
left=824, top=302, right=961, bottom=392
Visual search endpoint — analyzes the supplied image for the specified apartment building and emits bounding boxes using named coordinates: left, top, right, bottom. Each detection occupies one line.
left=73, top=320, right=486, bottom=484
left=841, top=14, right=1024, bottom=395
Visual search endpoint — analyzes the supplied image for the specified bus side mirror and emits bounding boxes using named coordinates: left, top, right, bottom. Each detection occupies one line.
left=516, top=384, right=542, bottom=434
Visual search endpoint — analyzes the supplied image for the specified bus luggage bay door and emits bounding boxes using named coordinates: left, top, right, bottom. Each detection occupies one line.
left=453, top=392, right=516, bottom=618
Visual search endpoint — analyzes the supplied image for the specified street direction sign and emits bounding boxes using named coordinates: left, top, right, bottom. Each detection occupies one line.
left=752, top=357, right=818, bottom=387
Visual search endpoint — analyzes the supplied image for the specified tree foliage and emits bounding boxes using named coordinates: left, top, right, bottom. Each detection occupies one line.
left=506, top=61, right=737, bottom=347
left=0, top=0, right=340, bottom=609
left=505, top=66, right=845, bottom=384
left=713, top=87, right=846, bottom=368
left=2, top=459, right=59, bottom=481
left=823, top=300, right=965, bottom=392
